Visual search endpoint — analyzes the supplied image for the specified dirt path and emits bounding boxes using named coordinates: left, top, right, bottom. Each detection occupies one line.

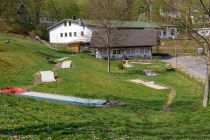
left=129, top=79, right=176, bottom=111
left=163, top=88, right=176, bottom=112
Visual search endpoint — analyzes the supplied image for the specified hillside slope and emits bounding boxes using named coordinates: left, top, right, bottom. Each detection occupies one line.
left=0, top=33, right=209, bottom=139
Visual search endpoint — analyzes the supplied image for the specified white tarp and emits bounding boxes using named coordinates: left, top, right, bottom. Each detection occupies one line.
left=124, top=64, right=134, bottom=68
left=130, top=79, right=168, bottom=90
left=130, top=62, right=151, bottom=65
left=54, top=61, right=72, bottom=69
left=144, top=70, right=158, bottom=76
left=39, top=71, right=56, bottom=82
left=19, top=91, right=107, bottom=105
left=61, top=61, right=71, bottom=68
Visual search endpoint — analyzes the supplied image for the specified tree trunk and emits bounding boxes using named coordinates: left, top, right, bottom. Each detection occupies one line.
left=107, top=48, right=111, bottom=74
left=35, top=0, right=42, bottom=25
left=203, top=49, right=210, bottom=107
left=148, top=0, right=153, bottom=22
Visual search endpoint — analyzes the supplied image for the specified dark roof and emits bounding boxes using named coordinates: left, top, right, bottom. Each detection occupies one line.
left=91, top=29, right=157, bottom=48
left=47, top=18, right=160, bottom=31
left=47, top=18, right=179, bottom=32
left=194, top=28, right=210, bottom=30
left=83, top=20, right=159, bottom=28
left=47, top=19, right=84, bottom=30
left=158, top=23, right=178, bottom=28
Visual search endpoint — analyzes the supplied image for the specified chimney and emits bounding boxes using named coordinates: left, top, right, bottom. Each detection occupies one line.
left=72, top=16, right=76, bottom=20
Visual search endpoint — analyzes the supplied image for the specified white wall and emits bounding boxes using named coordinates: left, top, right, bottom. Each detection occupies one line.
left=49, top=21, right=93, bottom=44
left=96, top=48, right=152, bottom=59
left=158, top=27, right=178, bottom=38
left=197, top=29, right=210, bottom=36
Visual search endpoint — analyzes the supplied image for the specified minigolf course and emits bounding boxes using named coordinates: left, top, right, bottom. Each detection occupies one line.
left=129, top=79, right=168, bottom=90
left=0, top=87, right=108, bottom=106
left=19, top=91, right=107, bottom=105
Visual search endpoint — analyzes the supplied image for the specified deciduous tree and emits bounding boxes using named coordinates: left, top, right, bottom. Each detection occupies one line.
left=88, top=0, right=129, bottom=74
left=163, top=0, right=210, bottom=107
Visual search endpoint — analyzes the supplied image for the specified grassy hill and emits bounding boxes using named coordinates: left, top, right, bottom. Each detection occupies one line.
left=0, top=33, right=209, bottom=139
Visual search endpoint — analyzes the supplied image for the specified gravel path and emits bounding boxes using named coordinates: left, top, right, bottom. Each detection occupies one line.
left=164, top=56, right=207, bottom=81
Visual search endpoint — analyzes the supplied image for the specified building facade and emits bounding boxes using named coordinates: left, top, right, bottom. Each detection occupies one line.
left=157, top=25, right=178, bottom=39
left=195, top=28, right=210, bottom=37
left=48, top=19, right=93, bottom=44
left=91, top=29, right=157, bottom=59
left=96, top=47, right=152, bottom=59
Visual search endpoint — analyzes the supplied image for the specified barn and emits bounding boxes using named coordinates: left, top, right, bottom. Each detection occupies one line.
left=91, top=29, right=158, bottom=59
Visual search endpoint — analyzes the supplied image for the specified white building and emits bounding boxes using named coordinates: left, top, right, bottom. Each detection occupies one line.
left=157, top=24, right=178, bottom=39
left=195, top=28, right=210, bottom=37
left=47, top=19, right=93, bottom=44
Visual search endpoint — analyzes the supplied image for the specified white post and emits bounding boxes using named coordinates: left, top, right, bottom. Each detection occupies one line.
left=173, top=36, right=177, bottom=69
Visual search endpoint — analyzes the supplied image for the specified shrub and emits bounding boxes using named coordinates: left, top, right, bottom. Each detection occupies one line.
left=35, top=24, right=48, bottom=40
left=29, top=30, right=37, bottom=38
left=0, top=22, right=12, bottom=32
left=9, top=23, right=29, bottom=35
left=0, top=44, right=10, bottom=52
left=117, top=61, right=124, bottom=70
left=28, top=24, right=48, bottom=39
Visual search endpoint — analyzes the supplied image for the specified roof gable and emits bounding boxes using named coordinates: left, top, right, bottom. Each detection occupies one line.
left=47, top=19, right=85, bottom=30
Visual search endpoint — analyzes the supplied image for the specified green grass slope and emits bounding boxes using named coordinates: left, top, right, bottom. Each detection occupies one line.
left=0, top=33, right=209, bottom=139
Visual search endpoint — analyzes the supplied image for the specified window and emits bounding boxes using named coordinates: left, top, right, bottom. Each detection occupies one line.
left=131, top=49, right=135, bottom=54
left=81, top=31, right=84, bottom=36
left=60, top=33, right=63, bottom=37
left=126, top=50, right=130, bottom=55
left=69, top=22, right=71, bottom=26
left=171, top=29, right=175, bottom=35
left=113, top=50, right=117, bottom=55
left=201, top=30, right=205, bottom=35
left=64, top=22, right=67, bottom=26
left=74, top=32, right=77, bottom=36
left=163, top=31, right=167, bottom=36
left=102, top=50, right=107, bottom=55
left=157, top=30, right=161, bottom=36
left=136, top=49, right=139, bottom=54
left=65, top=33, right=67, bottom=37
left=113, top=50, right=121, bottom=55
left=69, top=32, right=72, bottom=37
left=140, top=49, right=144, bottom=54
left=145, top=48, right=150, bottom=54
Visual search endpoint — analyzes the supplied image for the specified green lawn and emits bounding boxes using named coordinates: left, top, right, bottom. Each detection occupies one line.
left=0, top=33, right=209, bottom=139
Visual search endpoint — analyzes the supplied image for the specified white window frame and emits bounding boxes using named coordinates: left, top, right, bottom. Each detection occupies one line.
left=81, top=31, right=84, bottom=36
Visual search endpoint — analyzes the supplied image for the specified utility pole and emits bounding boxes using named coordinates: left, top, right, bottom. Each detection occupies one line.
left=148, top=0, right=153, bottom=22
